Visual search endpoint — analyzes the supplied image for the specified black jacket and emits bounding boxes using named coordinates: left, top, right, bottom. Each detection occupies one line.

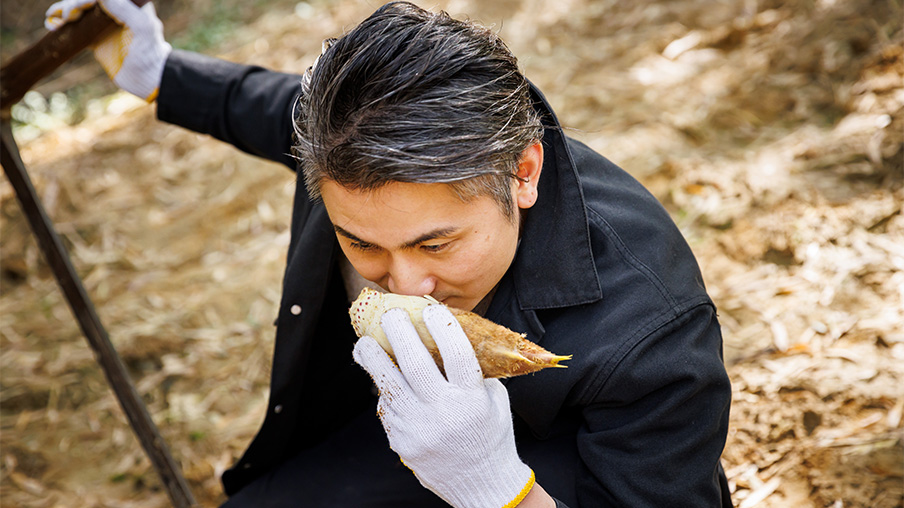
left=158, top=49, right=732, bottom=507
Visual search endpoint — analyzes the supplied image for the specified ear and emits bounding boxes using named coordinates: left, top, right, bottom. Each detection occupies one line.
left=514, top=142, right=543, bottom=209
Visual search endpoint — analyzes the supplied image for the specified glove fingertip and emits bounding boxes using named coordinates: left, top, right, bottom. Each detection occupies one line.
left=379, top=307, right=410, bottom=329
left=44, top=5, right=61, bottom=19
left=422, top=304, right=459, bottom=331
left=422, top=303, right=453, bottom=320
left=352, top=335, right=380, bottom=365
left=97, top=0, right=137, bottom=26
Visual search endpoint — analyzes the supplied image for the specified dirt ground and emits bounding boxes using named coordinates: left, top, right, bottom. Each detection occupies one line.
left=1, top=0, right=902, bottom=506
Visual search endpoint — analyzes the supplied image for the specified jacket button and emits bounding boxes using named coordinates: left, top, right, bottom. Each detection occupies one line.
left=274, top=405, right=283, bottom=414
left=290, top=305, right=302, bottom=315
left=243, top=463, right=252, bottom=469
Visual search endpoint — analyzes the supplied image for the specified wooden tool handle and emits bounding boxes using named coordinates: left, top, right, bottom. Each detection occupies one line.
left=0, top=0, right=149, bottom=110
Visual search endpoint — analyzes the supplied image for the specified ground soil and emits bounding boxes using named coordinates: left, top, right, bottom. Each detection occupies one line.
left=1, top=0, right=902, bottom=507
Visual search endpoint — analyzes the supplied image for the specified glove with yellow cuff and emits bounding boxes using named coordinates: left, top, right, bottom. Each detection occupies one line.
left=45, top=0, right=171, bottom=102
left=353, top=304, right=536, bottom=508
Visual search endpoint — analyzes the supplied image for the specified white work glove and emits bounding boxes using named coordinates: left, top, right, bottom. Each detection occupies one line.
left=45, top=0, right=171, bottom=101
left=353, top=305, right=535, bottom=508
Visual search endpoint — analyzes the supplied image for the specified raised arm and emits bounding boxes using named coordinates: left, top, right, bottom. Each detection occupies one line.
left=157, top=50, right=302, bottom=170
left=45, top=0, right=302, bottom=169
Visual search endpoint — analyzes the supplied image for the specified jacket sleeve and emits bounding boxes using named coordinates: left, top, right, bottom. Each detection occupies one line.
left=156, top=49, right=302, bottom=170
left=577, top=302, right=732, bottom=507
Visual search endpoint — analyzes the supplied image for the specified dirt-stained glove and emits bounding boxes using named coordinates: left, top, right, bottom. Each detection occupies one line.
left=353, top=305, right=535, bottom=508
left=45, top=0, right=171, bottom=101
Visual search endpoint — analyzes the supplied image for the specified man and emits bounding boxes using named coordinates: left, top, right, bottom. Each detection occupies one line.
left=46, top=1, right=733, bottom=506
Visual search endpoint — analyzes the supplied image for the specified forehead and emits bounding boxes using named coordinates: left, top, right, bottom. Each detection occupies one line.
left=321, top=180, right=465, bottom=213
left=319, top=180, right=504, bottom=242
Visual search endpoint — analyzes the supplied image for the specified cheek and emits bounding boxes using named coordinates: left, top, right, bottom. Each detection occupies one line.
left=444, top=231, right=516, bottom=284
left=434, top=256, right=478, bottom=284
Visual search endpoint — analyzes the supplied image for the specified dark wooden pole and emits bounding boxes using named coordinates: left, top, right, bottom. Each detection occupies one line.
left=1, top=120, right=198, bottom=508
left=1, top=2, right=197, bottom=506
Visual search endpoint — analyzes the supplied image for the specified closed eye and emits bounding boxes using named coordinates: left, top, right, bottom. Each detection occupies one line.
left=349, top=240, right=380, bottom=252
left=420, top=242, right=450, bottom=253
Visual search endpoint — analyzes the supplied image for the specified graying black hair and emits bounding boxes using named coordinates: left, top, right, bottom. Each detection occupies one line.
left=293, top=1, right=543, bottom=220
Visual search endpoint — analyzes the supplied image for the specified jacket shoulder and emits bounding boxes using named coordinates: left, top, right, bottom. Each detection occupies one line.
left=565, top=137, right=709, bottom=309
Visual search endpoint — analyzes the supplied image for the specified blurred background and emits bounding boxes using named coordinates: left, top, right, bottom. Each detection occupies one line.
left=1, top=0, right=902, bottom=506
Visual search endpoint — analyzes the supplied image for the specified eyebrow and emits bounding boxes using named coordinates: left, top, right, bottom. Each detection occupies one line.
left=333, top=225, right=459, bottom=250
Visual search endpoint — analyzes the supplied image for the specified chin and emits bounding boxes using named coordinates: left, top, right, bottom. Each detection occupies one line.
left=447, top=297, right=483, bottom=312
left=437, top=296, right=464, bottom=309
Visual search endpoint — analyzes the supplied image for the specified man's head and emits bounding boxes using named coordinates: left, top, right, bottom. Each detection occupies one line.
left=293, top=1, right=543, bottom=218
left=293, top=1, right=545, bottom=310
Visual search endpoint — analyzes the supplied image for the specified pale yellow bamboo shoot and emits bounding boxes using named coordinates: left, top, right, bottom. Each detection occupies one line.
left=349, top=288, right=570, bottom=378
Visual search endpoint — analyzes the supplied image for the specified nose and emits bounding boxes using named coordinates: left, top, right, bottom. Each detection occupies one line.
left=386, top=257, right=436, bottom=297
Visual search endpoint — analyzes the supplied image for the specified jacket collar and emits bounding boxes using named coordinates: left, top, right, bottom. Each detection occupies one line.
left=509, top=84, right=602, bottom=311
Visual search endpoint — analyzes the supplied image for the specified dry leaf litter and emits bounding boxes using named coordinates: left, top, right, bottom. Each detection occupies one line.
left=1, top=0, right=902, bottom=506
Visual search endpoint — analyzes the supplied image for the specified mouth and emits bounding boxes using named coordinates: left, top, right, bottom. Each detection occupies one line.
left=427, top=294, right=454, bottom=307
